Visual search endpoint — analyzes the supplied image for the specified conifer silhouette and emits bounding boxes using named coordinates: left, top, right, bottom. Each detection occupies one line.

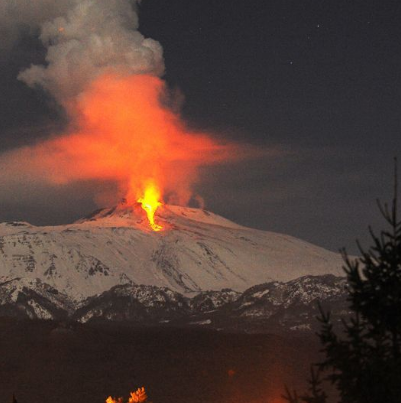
left=284, top=159, right=401, bottom=403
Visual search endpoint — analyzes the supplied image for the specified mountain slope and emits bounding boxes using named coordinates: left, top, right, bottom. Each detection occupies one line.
left=0, top=273, right=350, bottom=334
left=0, top=203, right=345, bottom=301
left=0, top=277, right=73, bottom=320
left=73, top=284, right=191, bottom=323
left=70, top=275, right=349, bottom=334
left=200, top=274, right=349, bottom=333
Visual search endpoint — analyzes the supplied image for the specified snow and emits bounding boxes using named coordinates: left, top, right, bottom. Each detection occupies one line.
left=190, top=319, right=212, bottom=325
left=252, top=289, right=271, bottom=298
left=27, top=299, right=53, bottom=320
left=290, top=324, right=312, bottom=331
left=0, top=204, right=345, bottom=302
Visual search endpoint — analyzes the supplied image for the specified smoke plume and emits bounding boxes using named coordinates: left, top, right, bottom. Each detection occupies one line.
left=18, top=0, right=164, bottom=103
left=0, top=0, right=238, bottom=209
left=0, top=0, right=70, bottom=49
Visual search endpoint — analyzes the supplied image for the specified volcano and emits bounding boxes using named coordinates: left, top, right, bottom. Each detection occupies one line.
left=0, top=203, right=344, bottom=304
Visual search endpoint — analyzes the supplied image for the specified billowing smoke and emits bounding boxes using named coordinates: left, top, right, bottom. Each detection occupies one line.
left=0, top=0, right=238, bottom=210
left=0, top=0, right=71, bottom=49
left=18, top=0, right=164, bottom=103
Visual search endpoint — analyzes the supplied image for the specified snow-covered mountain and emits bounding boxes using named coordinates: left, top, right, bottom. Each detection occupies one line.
left=0, top=203, right=345, bottom=302
left=0, top=277, right=74, bottom=320
left=0, top=272, right=350, bottom=333
left=70, top=274, right=349, bottom=334
left=198, top=274, right=350, bottom=333
left=73, top=284, right=191, bottom=324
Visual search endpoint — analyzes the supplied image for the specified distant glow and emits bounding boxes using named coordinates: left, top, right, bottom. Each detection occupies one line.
left=106, top=387, right=147, bottom=403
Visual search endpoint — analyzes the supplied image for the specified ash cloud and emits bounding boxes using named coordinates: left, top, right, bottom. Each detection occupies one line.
left=17, top=0, right=164, bottom=104
left=0, top=0, right=71, bottom=49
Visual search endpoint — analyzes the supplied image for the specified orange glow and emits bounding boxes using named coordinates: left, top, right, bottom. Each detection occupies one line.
left=106, top=387, right=147, bottom=403
left=128, top=387, right=147, bottom=403
left=7, top=74, right=238, bottom=219
left=1, top=73, right=265, bottom=232
left=56, top=73, right=236, bottom=205
left=137, top=183, right=163, bottom=231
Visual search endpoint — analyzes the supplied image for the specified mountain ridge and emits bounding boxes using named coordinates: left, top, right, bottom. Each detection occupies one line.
left=0, top=274, right=349, bottom=333
left=0, top=204, right=345, bottom=302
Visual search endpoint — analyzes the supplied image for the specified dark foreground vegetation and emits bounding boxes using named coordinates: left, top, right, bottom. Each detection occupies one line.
left=0, top=319, right=318, bottom=403
left=285, top=166, right=401, bottom=403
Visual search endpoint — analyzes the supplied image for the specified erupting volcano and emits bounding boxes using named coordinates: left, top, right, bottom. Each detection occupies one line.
left=2, top=73, right=238, bottom=228
left=0, top=0, right=245, bottom=230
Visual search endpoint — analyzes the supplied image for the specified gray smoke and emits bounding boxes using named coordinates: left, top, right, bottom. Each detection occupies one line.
left=0, top=0, right=71, bottom=49
left=14, top=0, right=164, bottom=103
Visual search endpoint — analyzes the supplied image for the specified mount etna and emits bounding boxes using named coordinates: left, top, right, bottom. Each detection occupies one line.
left=0, top=203, right=349, bottom=333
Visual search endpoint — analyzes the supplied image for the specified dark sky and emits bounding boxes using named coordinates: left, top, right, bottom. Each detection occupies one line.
left=1, top=0, right=401, bottom=253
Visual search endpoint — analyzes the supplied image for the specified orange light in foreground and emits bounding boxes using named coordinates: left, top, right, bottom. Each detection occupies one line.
left=128, top=388, right=147, bottom=403
left=137, top=183, right=163, bottom=232
left=106, top=387, right=147, bottom=403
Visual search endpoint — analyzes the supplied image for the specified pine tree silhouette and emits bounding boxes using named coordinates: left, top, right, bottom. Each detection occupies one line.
left=284, top=159, right=401, bottom=403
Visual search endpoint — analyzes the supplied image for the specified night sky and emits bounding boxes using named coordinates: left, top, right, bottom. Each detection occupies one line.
left=1, top=0, right=401, bottom=253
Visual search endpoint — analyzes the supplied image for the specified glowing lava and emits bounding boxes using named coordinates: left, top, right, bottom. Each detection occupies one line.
left=137, top=183, right=163, bottom=232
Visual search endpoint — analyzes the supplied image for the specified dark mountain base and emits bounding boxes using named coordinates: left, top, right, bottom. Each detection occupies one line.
left=0, top=317, right=320, bottom=403
left=0, top=275, right=349, bottom=336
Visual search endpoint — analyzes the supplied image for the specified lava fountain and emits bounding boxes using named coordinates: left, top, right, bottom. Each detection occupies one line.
left=137, top=182, right=163, bottom=231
